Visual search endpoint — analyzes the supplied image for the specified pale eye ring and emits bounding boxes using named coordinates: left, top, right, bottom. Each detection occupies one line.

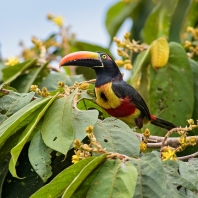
left=102, top=54, right=107, bottom=59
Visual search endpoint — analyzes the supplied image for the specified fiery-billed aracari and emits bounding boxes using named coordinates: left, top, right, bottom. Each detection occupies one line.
left=59, top=51, right=176, bottom=130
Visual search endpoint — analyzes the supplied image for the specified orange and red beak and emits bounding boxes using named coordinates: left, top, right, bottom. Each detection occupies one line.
left=59, top=51, right=103, bottom=68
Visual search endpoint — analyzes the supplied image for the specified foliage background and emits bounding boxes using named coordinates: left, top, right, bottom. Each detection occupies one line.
left=0, top=0, right=198, bottom=198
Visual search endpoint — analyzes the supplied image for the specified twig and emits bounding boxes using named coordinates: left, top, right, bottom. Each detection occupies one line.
left=178, top=152, right=198, bottom=161
left=72, top=93, right=81, bottom=111
left=135, top=132, right=198, bottom=148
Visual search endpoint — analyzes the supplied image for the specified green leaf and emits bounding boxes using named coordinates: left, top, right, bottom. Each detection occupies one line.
left=87, top=159, right=138, bottom=198
left=0, top=91, right=35, bottom=124
left=169, top=0, right=193, bottom=42
left=28, top=130, right=53, bottom=183
left=30, top=155, right=106, bottom=198
left=62, top=155, right=107, bottom=198
left=131, top=48, right=151, bottom=88
left=131, top=153, right=166, bottom=198
left=1, top=59, right=37, bottom=85
left=0, top=97, right=50, bottom=149
left=148, top=42, right=194, bottom=135
left=143, top=0, right=179, bottom=44
left=72, top=109, right=99, bottom=141
left=71, top=166, right=101, bottom=198
left=94, top=117, right=140, bottom=157
left=41, top=89, right=78, bottom=154
left=178, top=160, right=198, bottom=190
left=11, top=62, right=48, bottom=93
left=9, top=93, right=58, bottom=178
left=162, top=160, right=197, bottom=191
left=105, top=1, right=140, bottom=42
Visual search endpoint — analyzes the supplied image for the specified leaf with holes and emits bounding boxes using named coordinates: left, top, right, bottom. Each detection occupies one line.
left=94, top=117, right=140, bottom=157
left=9, top=93, right=58, bottom=178
left=131, top=153, right=166, bottom=198
left=41, top=89, right=78, bottom=154
left=29, top=130, right=53, bottom=183
left=0, top=91, right=34, bottom=124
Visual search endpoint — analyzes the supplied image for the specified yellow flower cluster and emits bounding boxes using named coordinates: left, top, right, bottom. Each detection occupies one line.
left=5, top=56, right=20, bottom=66
left=185, top=27, right=198, bottom=58
left=30, top=85, right=50, bottom=97
left=72, top=125, right=105, bottom=164
left=114, top=32, right=147, bottom=70
left=161, top=146, right=177, bottom=161
left=47, top=13, right=64, bottom=27
left=140, top=128, right=150, bottom=152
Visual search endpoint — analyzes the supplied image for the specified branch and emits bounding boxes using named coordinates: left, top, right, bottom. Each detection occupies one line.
left=178, top=152, right=198, bottom=161
left=135, top=132, right=198, bottom=148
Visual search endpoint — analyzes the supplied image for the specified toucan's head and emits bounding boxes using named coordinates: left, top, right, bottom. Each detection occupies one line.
left=59, top=51, right=122, bottom=86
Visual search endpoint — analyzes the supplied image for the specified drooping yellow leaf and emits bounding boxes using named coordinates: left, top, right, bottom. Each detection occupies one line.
left=150, top=37, right=169, bottom=69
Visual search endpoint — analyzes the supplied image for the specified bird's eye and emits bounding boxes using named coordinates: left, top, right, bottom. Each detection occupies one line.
left=101, top=54, right=107, bottom=59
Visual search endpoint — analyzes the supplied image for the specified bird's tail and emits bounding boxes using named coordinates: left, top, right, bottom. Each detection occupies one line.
left=150, top=115, right=176, bottom=130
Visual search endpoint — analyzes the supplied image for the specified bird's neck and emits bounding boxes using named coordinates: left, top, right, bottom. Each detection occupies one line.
left=94, top=70, right=123, bottom=87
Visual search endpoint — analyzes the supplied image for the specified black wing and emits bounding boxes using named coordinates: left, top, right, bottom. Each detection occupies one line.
left=112, top=80, right=151, bottom=119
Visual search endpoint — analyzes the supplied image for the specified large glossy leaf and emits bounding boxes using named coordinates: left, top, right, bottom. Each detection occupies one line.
left=105, top=1, right=140, bottom=42
left=9, top=93, right=58, bottom=178
left=131, top=153, right=166, bottom=198
left=29, top=130, right=53, bottom=183
left=0, top=97, right=50, bottom=149
left=94, top=117, right=140, bottom=157
left=30, top=155, right=106, bottom=198
left=0, top=91, right=34, bottom=124
left=148, top=42, right=194, bottom=135
left=41, top=89, right=78, bottom=154
left=143, top=0, right=178, bottom=44
left=87, top=159, right=138, bottom=198
left=1, top=59, right=37, bottom=85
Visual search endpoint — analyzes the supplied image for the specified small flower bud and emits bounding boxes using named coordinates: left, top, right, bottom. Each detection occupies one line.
left=143, top=128, right=150, bottom=138
left=187, top=119, right=194, bottom=125
left=124, top=63, right=132, bottom=70
left=42, top=87, right=47, bottom=93
left=124, top=32, right=131, bottom=39
left=115, top=60, right=124, bottom=67
left=79, top=82, right=89, bottom=90
left=189, top=137, right=196, bottom=146
left=86, top=125, right=94, bottom=134
left=140, top=142, right=147, bottom=152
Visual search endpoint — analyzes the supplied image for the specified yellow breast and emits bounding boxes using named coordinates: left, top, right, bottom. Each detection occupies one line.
left=95, top=82, right=121, bottom=109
